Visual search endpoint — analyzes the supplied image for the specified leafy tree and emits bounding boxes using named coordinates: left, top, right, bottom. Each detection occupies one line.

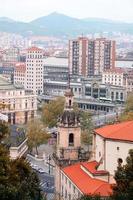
left=42, top=97, right=65, bottom=128
left=27, top=119, right=50, bottom=155
left=42, top=97, right=93, bottom=144
left=120, top=94, right=133, bottom=121
left=124, top=94, right=133, bottom=113
left=0, top=122, right=43, bottom=200
left=112, top=149, right=133, bottom=200
left=0, top=122, right=9, bottom=142
left=80, top=111, right=93, bottom=144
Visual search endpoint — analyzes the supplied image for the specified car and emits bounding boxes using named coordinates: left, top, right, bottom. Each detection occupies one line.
left=32, top=164, right=39, bottom=170
left=38, top=168, right=45, bottom=173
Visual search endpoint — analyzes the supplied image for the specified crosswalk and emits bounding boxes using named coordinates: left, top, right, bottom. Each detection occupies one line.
left=40, top=181, right=54, bottom=189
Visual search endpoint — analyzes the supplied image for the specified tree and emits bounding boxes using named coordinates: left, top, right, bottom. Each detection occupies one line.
left=80, top=111, right=93, bottom=144
left=42, top=97, right=93, bottom=144
left=120, top=94, right=133, bottom=121
left=0, top=122, right=43, bottom=200
left=0, top=122, right=9, bottom=142
left=112, top=149, right=133, bottom=200
left=27, top=119, right=50, bottom=155
left=42, top=97, right=65, bottom=128
left=124, top=94, right=133, bottom=113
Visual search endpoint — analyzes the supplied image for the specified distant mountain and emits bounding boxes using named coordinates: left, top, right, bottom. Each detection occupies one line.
left=30, top=12, right=133, bottom=36
left=83, top=17, right=118, bottom=23
left=30, top=12, right=90, bottom=36
left=0, top=17, right=15, bottom=22
left=0, top=12, right=133, bottom=37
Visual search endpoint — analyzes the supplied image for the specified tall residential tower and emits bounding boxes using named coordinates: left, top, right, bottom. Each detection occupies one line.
left=69, top=37, right=116, bottom=76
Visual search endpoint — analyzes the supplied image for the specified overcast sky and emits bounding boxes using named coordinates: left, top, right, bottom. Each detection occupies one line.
left=1, top=0, right=133, bottom=22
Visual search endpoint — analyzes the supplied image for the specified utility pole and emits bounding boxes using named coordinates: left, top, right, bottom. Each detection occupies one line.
left=48, top=155, right=51, bottom=174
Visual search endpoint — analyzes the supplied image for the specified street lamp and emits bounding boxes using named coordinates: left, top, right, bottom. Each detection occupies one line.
left=104, top=111, right=106, bottom=124
left=48, top=155, right=51, bottom=174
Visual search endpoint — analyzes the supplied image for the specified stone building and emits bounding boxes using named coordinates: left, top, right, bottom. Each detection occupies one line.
left=0, top=75, right=37, bottom=124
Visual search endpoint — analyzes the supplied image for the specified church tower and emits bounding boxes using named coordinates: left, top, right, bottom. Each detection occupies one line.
left=56, top=88, right=81, bottom=161
left=54, top=87, right=81, bottom=197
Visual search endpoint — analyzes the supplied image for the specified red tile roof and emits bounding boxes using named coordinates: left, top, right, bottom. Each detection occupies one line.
left=95, top=121, right=133, bottom=142
left=62, top=162, right=112, bottom=197
left=27, top=46, right=43, bottom=52
left=15, top=63, right=26, bottom=72
left=104, top=67, right=124, bottom=73
left=82, top=161, right=109, bottom=175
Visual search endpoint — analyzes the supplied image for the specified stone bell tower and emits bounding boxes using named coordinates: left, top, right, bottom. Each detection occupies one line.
left=54, top=86, right=82, bottom=197
left=56, top=88, right=81, bottom=160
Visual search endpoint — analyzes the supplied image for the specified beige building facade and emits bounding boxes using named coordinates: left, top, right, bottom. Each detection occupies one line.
left=0, top=76, right=37, bottom=124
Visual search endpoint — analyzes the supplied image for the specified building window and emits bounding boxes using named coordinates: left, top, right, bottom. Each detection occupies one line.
left=69, top=133, right=74, bottom=146
left=117, top=147, right=120, bottom=151
left=65, top=177, right=67, bottom=184
left=65, top=189, right=67, bottom=199
left=62, top=186, right=64, bottom=197
left=69, top=181, right=71, bottom=188
left=62, top=173, right=64, bottom=180
left=118, top=158, right=123, bottom=165
left=73, top=186, right=75, bottom=193
left=25, top=102, right=27, bottom=109
left=32, top=102, right=34, bottom=108
left=69, top=99, right=71, bottom=107
left=99, top=152, right=101, bottom=157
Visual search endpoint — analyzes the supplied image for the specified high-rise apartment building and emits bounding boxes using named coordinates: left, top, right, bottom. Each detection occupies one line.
left=25, top=47, right=44, bottom=95
left=2, top=47, right=20, bottom=67
left=69, top=37, right=116, bottom=76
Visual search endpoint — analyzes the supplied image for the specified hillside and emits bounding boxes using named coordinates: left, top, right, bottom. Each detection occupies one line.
left=0, top=12, right=133, bottom=37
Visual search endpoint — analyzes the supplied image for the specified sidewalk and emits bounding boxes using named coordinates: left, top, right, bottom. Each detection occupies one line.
left=27, top=154, right=54, bottom=175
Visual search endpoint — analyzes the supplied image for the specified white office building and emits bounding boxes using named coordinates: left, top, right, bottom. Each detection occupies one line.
left=25, top=47, right=44, bottom=95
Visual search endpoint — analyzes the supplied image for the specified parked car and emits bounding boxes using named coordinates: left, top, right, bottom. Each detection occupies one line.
left=38, top=168, right=45, bottom=173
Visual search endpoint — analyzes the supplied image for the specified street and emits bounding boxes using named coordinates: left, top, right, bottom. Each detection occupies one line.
left=26, top=154, right=55, bottom=197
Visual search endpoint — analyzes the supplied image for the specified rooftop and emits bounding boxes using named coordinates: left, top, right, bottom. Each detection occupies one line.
left=44, top=56, right=68, bottom=67
left=95, top=121, right=133, bottom=142
left=27, top=46, right=43, bottom=52
left=82, top=161, right=109, bottom=175
left=62, top=162, right=112, bottom=197
left=9, top=125, right=27, bottom=147
left=0, top=75, right=24, bottom=90
left=104, top=67, right=124, bottom=74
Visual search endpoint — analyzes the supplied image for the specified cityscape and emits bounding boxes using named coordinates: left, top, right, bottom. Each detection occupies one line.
left=0, top=0, right=133, bottom=200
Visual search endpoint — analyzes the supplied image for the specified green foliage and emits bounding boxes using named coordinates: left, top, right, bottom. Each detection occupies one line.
left=27, top=119, right=50, bottom=155
left=120, top=94, right=133, bottom=121
left=42, top=97, right=65, bottom=128
left=0, top=122, right=9, bottom=142
left=124, top=94, right=133, bottom=113
left=0, top=122, right=42, bottom=200
left=42, top=97, right=93, bottom=144
left=80, top=111, right=93, bottom=131
left=80, top=111, right=93, bottom=144
left=112, top=149, right=133, bottom=200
